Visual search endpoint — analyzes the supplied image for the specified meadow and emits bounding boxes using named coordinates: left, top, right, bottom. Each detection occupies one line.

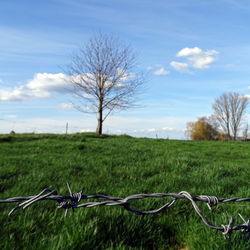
left=0, top=133, right=249, bottom=250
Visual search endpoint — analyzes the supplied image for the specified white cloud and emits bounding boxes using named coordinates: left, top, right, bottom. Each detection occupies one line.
left=5, top=114, right=17, bottom=119
left=189, top=53, right=216, bottom=69
left=27, top=73, right=71, bottom=93
left=153, top=67, right=169, bottom=75
left=0, top=70, right=135, bottom=102
left=162, top=127, right=174, bottom=131
left=0, top=73, right=72, bottom=101
left=146, top=66, right=153, bottom=70
left=59, top=103, right=75, bottom=109
left=170, top=61, right=189, bottom=73
left=148, top=128, right=157, bottom=132
left=0, top=85, right=50, bottom=101
left=176, top=47, right=202, bottom=57
left=134, top=127, right=174, bottom=133
left=147, top=65, right=169, bottom=75
left=133, top=129, right=145, bottom=133
left=176, top=47, right=218, bottom=69
left=116, top=68, right=135, bottom=82
left=80, top=129, right=93, bottom=132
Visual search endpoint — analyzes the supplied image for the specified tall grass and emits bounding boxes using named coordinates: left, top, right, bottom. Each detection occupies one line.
left=0, top=133, right=249, bottom=249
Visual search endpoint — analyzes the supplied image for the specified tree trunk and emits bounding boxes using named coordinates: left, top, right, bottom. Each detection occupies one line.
left=96, top=101, right=103, bottom=135
left=233, top=128, right=237, bottom=141
left=227, top=123, right=231, bottom=141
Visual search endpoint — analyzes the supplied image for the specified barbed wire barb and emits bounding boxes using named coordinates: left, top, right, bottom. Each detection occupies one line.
left=8, top=189, right=57, bottom=216
left=238, top=213, right=250, bottom=233
left=0, top=184, right=249, bottom=238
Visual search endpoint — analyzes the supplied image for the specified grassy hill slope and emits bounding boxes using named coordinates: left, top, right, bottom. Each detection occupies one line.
left=0, top=133, right=249, bottom=249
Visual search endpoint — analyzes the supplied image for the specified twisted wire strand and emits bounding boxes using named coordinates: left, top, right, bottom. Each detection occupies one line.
left=0, top=184, right=249, bottom=238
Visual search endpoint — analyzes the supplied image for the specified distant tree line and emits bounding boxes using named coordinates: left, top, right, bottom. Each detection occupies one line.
left=186, top=92, right=249, bottom=141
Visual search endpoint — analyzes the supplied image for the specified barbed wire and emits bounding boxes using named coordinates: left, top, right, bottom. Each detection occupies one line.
left=0, top=183, right=249, bottom=238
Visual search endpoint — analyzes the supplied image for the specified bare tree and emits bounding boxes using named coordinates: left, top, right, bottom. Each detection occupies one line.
left=212, top=92, right=249, bottom=140
left=67, top=33, right=144, bottom=135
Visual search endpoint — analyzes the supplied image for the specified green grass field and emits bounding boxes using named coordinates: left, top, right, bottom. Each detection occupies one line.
left=0, top=133, right=249, bottom=250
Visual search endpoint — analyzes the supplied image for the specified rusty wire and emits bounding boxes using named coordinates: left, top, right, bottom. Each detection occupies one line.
left=0, top=183, right=249, bottom=238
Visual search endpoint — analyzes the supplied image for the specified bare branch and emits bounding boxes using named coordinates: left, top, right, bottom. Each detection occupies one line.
left=212, top=92, right=249, bottom=140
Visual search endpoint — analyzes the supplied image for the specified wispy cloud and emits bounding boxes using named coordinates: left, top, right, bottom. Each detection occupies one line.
left=4, top=114, right=18, bottom=119
left=146, top=127, right=174, bottom=132
left=0, top=26, right=77, bottom=66
left=146, top=66, right=153, bottom=70
left=162, top=127, right=174, bottom=131
left=59, top=103, right=75, bottom=109
left=153, top=67, right=169, bottom=75
left=148, top=128, right=157, bottom=132
left=170, top=61, right=189, bottom=73
left=147, top=65, right=170, bottom=76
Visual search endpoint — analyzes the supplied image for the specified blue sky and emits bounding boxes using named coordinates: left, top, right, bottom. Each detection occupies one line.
left=1, top=0, right=250, bottom=138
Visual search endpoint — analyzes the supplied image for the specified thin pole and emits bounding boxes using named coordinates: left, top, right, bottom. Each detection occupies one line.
left=66, top=122, right=68, bottom=134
